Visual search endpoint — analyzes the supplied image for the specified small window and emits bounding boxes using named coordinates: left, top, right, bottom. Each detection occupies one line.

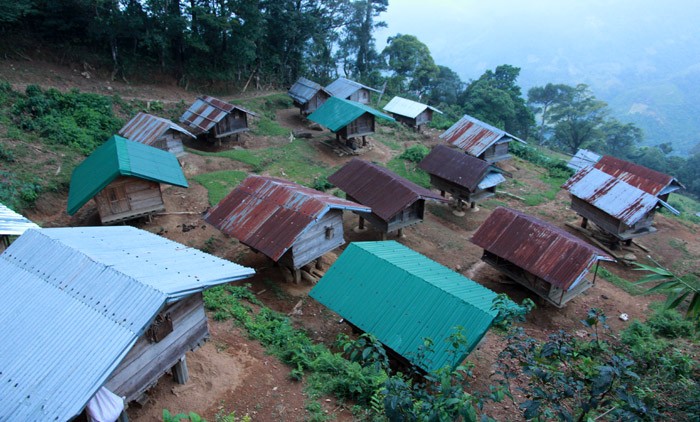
left=325, top=226, right=335, bottom=240
left=146, top=312, right=173, bottom=343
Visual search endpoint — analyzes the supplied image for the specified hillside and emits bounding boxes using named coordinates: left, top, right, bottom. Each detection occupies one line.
left=1, top=60, right=698, bottom=420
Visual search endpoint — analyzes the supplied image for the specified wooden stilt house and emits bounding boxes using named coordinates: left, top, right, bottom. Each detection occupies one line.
left=179, top=95, right=257, bottom=143
left=418, top=145, right=506, bottom=211
left=204, top=175, right=371, bottom=281
left=592, top=155, right=683, bottom=202
left=307, top=97, right=394, bottom=150
left=325, top=77, right=380, bottom=105
left=0, top=226, right=254, bottom=421
left=67, top=135, right=188, bottom=225
left=288, top=77, right=331, bottom=115
left=310, top=241, right=506, bottom=374
left=328, top=159, right=446, bottom=238
left=118, top=112, right=195, bottom=157
left=471, top=207, right=615, bottom=307
left=0, top=202, right=40, bottom=251
left=383, top=96, right=442, bottom=131
left=440, top=114, right=526, bottom=163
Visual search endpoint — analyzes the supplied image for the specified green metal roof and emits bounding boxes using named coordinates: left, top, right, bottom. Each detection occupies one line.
left=307, top=97, right=394, bottom=132
left=67, top=135, right=188, bottom=215
left=309, top=241, right=502, bottom=373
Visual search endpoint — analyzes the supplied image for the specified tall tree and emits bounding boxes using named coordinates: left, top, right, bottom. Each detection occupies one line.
left=527, top=83, right=574, bottom=143
left=425, top=65, right=463, bottom=106
left=381, top=33, right=438, bottom=97
left=597, top=118, right=643, bottom=159
left=336, top=0, right=387, bottom=83
left=549, top=84, right=607, bottom=153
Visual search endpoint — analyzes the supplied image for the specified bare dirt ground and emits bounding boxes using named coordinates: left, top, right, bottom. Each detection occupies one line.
left=6, top=58, right=697, bottom=421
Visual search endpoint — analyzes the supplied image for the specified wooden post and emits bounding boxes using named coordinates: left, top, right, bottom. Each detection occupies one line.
left=397, top=228, right=404, bottom=238
left=380, top=231, right=387, bottom=241
left=440, top=190, right=445, bottom=198
left=117, top=411, right=130, bottom=422
left=172, top=355, right=189, bottom=384
left=624, top=239, right=632, bottom=246
left=293, top=268, right=301, bottom=284
left=362, top=136, right=367, bottom=146
left=470, top=201, right=476, bottom=209
left=359, top=216, right=365, bottom=230
left=581, top=217, right=588, bottom=229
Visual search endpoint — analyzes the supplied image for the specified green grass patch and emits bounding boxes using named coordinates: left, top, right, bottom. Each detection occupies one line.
left=251, top=118, right=288, bottom=137
left=596, top=266, right=645, bottom=296
left=666, top=193, right=700, bottom=226
left=386, top=157, right=431, bottom=188
left=192, top=170, right=247, bottom=205
left=522, top=175, right=567, bottom=207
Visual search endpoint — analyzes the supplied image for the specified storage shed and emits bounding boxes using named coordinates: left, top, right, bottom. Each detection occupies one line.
left=67, top=135, right=188, bottom=225
left=0, top=226, right=254, bottom=421
left=325, top=77, right=380, bottom=104
left=179, top=95, right=257, bottom=143
left=383, top=96, right=442, bottom=131
left=562, top=166, right=679, bottom=242
left=418, top=145, right=505, bottom=212
left=567, top=148, right=601, bottom=172
left=593, top=155, right=683, bottom=202
left=440, top=114, right=526, bottom=163
left=205, top=175, right=371, bottom=279
left=310, top=241, right=503, bottom=373
left=307, top=97, right=394, bottom=149
left=0, top=202, right=39, bottom=251
left=471, top=207, right=614, bottom=307
left=118, top=112, right=195, bottom=157
left=288, top=76, right=331, bottom=115
left=328, top=159, right=446, bottom=238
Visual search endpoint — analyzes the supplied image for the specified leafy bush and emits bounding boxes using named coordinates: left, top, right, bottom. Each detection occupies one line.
left=510, top=142, right=573, bottom=179
left=312, top=175, right=333, bottom=192
left=398, top=144, right=429, bottom=163
left=0, top=143, right=15, bottom=162
left=646, top=309, right=695, bottom=339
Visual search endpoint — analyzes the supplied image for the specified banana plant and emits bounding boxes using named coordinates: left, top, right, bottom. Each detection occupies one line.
left=634, top=259, right=699, bottom=320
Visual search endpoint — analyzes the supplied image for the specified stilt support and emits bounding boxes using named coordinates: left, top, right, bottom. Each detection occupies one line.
left=172, top=355, right=189, bottom=384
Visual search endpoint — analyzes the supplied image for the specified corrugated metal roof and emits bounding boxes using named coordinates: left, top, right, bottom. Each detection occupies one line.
left=288, top=77, right=329, bottom=104
left=307, top=97, right=394, bottom=132
left=471, top=207, right=614, bottom=291
left=562, top=167, right=678, bottom=225
left=328, top=159, right=445, bottom=221
left=118, top=112, right=194, bottom=147
left=0, top=203, right=40, bottom=236
left=67, top=135, right=188, bottom=215
left=594, top=155, right=683, bottom=196
left=439, top=114, right=526, bottom=157
left=179, top=96, right=257, bottom=135
left=418, top=145, right=502, bottom=192
left=478, top=172, right=507, bottom=190
left=310, top=241, right=501, bottom=373
left=0, top=226, right=254, bottom=421
left=205, top=175, right=371, bottom=262
left=383, top=96, right=442, bottom=119
left=325, top=77, right=380, bottom=99
left=567, top=149, right=601, bottom=172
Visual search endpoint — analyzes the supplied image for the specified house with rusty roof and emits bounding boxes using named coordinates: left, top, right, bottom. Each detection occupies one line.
left=0, top=202, right=40, bottom=251
left=0, top=226, right=254, bottom=421
left=418, top=145, right=505, bottom=211
left=440, top=114, right=526, bottom=163
left=562, top=166, right=679, bottom=242
left=307, top=97, right=394, bottom=149
left=288, top=76, right=331, bottom=115
left=325, top=77, right=380, bottom=104
left=310, top=241, right=504, bottom=373
left=328, top=159, right=446, bottom=238
left=593, top=155, right=683, bottom=202
left=205, top=175, right=371, bottom=280
left=67, top=135, right=188, bottom=225
left=118, top=112, right=195, bottom=157
left=383, top=96, right=442, bottom=131
left=471, top=207, right=614, bottom=307
left=179, top=95, right=257, bottom=143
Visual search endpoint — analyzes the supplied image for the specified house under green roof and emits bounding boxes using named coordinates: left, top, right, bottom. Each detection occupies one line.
left=309, top=241, right=503, bottom=373
left=67, top=135, right=188, bottom=222
left=307, top=96, right=394, bottom=133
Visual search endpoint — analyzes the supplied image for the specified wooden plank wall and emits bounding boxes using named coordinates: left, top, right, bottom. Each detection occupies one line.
left=216, top=110, right=249, bottom=137
left=570, top=197, right=623, bottom=235
left=105, top=293, right=209, bottom=403
left=288, top=211, right=345, bottom=269
left=99, top=178, right=165, bottom=224
left=386, top=201, right=423, bottom=232
left=164, top=132, right=185, bottom=157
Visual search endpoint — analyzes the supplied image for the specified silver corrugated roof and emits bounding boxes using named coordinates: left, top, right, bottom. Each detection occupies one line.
left=567, top=149, right=601, bottom=172
left=119, top=112, right=194, bottom=146
left=0, top=227, right=254, bottom=421
left=478, top=172, right=507, bottom=190
left=383, top=96, right=442, bottom=119
left=440, top=114, right=526, bottom=157
left=0, top=203, right=39, bottom=236
left=288, top=77, right=329, bottom=104
left=325, top=77, right=380, bottom=99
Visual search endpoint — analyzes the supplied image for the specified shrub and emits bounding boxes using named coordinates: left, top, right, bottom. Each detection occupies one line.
left=399, top=144, right=429, bottom=163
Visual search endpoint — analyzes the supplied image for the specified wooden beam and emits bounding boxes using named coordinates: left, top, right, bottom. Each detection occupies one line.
left=172, top=355, right=189, bottom=384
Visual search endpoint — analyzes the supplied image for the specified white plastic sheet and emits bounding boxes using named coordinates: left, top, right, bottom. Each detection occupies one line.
left=86, top=386, right=125, bottom=422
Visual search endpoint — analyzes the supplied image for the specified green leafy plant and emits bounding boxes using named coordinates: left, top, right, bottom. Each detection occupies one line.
left=635, top=261, right=700, bottom=320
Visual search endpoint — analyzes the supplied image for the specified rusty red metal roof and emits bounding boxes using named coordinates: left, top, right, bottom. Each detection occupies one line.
left=328, top=159, right=446, bottom=221
left=471, top=207, right=614, bottom=291
left=594, top=155, right=682, bottom=196
left=179, top=95, right=257, bottom=135
left=439, top=114, right=525, bottom=157
left=204, top=175, right=370, bottom=262
left=418, top=145, right=495, bottom=192
left=118, top=112, right=194, bottom=146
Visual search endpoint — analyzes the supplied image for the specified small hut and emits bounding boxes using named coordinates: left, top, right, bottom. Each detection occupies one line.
left=288, top=76, right=331, bottom=115
left=593, top=155, right=683, bottom=202
left=440, top=114, right=526, bottom=163
left=204, top=175, right=371, bottom=282
left=328, top=159, right=446, bottom=238
left=562, top=166, right=679, bottom=243
left=0, top=202, right=40, bottom=251
left=179, top=95, right=257, bottom=143
left=0, top=226, right=254, bottom=421
left=471, top=207, right=614, bottom=307
left=118, top=112, right=195, bottom=157
left=325, top=77, right=380, bottom=104
left=310, top=241, right=504, bottom=374
left=383, top=96, right=442, bottom=131
left=67, top=135, right=188, bottom=225
left=418, top=145, right=505, bottom=212
left=307, top=97, right=394, bottom=149
left=567, top=148, right=601, bottom=172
